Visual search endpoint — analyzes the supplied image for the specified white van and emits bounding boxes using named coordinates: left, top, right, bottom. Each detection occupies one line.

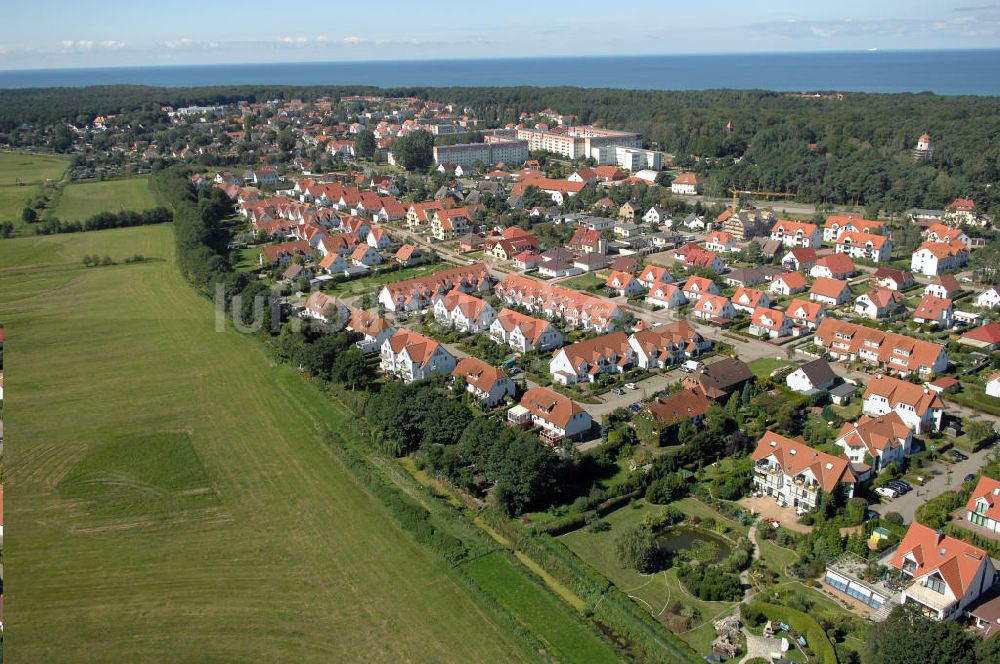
left=681, top=360, right=703, bottom=373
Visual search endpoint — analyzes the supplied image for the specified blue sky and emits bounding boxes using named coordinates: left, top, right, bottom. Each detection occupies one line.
left=3, top=0, right=1000, bottom=69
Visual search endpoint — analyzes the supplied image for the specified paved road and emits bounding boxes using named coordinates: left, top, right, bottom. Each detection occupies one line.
left=869, top=440, right=997, bottom=522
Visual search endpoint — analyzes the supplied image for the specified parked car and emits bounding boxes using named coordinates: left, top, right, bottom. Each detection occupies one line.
left=865, top=510, right=880, bottom=522
left=965, top=473, right=977, bottom=483
left=951, top=449, right=969, bottom=462
left=887, top=480, right=912, bottom=493
left=875, top=487, right=898, bottom=499
left=611, top=387, right=625, bottom=396
left=628, top=403, right=642, bottom=414
left=624, top=382, right=638, bottom=390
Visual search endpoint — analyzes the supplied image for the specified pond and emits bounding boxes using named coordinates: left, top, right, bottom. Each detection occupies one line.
left=658, top=526, right=732, bottom=563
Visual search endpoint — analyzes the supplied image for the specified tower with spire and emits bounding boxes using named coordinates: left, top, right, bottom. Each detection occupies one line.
left=914, top=132, right=934, bottom=160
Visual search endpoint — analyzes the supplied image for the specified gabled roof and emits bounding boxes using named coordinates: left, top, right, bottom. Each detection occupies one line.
left=863, top=374, right=944, bottom=417
left=962, top=321, right=1000, bottom=345
left=815, top=253, right=856, bottom=274
left=914, top=294, right=953, bottom=321
left=873, top=267, right=913, bottom=285
left=796, top=358, right=838, bottom=387
left=967, top=476, right=1000, bottom=523
left=452, top=357, right=508, bottom=393
left=386, top=329, right=446, bottom=368
left=752, top=431, right=855, bottom=492
left=809, top=277, right=851, bottom=299
left=494, top=308, right=556, bottom=344
left=786, top=298, right=824, bottom=322
left=647, top=388, right=709, bottom=424
left=836, top=412, right=911, bottom=457
left=519, top=386, right=586, bottom=428
left=348, top=309, right=394, bottom=337
left=775, top=271, right=808, bottom=290
left=683, top=357, right=753, bottom=399
left=891, top=522, right=988, bottom=599
left=751, top=307, right=787, bottom=331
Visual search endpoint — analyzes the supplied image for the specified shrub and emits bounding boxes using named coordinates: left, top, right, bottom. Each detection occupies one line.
left=615, top=524, right=660, bottom=573
left=677, top=565, right=742, bottom=602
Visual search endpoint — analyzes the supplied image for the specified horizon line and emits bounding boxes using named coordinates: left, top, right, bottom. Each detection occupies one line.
left=2, top=47, right=999, bottom=74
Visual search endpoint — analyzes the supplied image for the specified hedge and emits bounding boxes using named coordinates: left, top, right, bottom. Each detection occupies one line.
left=745, top=600, right=838, bottom=664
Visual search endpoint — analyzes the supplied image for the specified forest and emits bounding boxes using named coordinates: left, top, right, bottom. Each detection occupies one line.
left=1, top=84, right=998, bottom=214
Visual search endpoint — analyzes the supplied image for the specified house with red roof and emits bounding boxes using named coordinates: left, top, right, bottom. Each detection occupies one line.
left=549, top=332, right=632, bottom=385
left=809, top=277, right=853, bottom=306
left=892, top=522, right=995, bottom=621
left=770, top=271, right=808, bottom=296
left=924, top=274, right=962, bottom=300
left=911, top=239, right=969, bottom=276
left=350, top=242, right=382, bottom=267
left=961, top=322, right=1000, bottom=350
left=771, top=219, right=821, bottom=248
left=691, top=294, right=736, bottom=323
left=670, top=172, right=703, bottom=195
left=605, top=271, right=645, bottom=297
left=490, top=308, right=563, bottom=353
left=822, top=215, right=886, bottom=243
left=704, top=231, right=736, bottom=253
left=781, top=247, right=818, bottom=272
left=815, top=319, right=948, bottom=378
left=965, top=476, right=1000, bottom=536
left=627, top=321, right=710, bottom=369
left=987, top=371, right=1000, bottom=399
left=752, top=431, right=856, bottom=511
left=925, top=223, right=970, bottom=247
left=681, top=275, right=721, bottom=302
left=854, top=288, right=905, bottom=320
left=731, top=287, right=771, bottom=314
left=637, top=265, right=672, bottom=290
left=347, top=309, right=397, bottom=353
left=259, top=240, right=311, bottom=267
left=645, top=283, right=687, bottom=310
left=432, top=290, right=497, bottom=332
left=863, top=374, right=944, bottom=433
left=511, top=386, right=592, bottom=443
left=452, top=357, right=515, bottom=407
left=810, top=254, right=857, bottom=280
left=646, top=388, right=710, bottom=433
left=567, top=227, right=607, bottom=255
left=913, top=294, right=954, bottom=328
left=873, top=268, right=914, bottom=291
left=784, top=298, right=826, bottom=330
left=749, top=307, right=792, bottom=338
left=834, top=412, right=913, bottom=472
left=394, top=243, right=421, bottom=266
left=944, top=198, right=981, bottom=226
left=303, top=292, right=349, bottom=326
left=380, top=329, right=457, bottom=382
left=834, top=231, right=892, bottom=263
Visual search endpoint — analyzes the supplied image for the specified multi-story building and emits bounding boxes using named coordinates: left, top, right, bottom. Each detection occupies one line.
left=510, top=386, right=592, bottom=444
left=911, top=240, right=969, bottom=276
left=891, top=523, right=995, bottom=621
left=495, top=274, right=623, bottom=332
left=834, top=412, right=913, bottom=472
left=549, top=332, right=632, bottom=385
left=814, top=318, right=949, bottom=377
left=451, top=357, right=515, bottom=407
left=627, top=321, right=710, bottom=369
left=431, top=139, right=529, bottom=168
left=432, top=289, right=497, bottom=332
left=489, top=308, right=564, bottom=353
left=347, top=309, right=397, bottom=353
left=770, top=220, right=821, bottom=248
left=965, top=476, right=1000, bottom=536
left=752, top=431, right=856, bottom=511
left=834, top=231, right=892, bottom=263
left=515, top=125, right=642, bottom=160
left=378, top=263, right=493, bottom=312
left=821, top=215, right=887, bottom=243
left=380, top=329, right=457, bottom=382
left=862, top=374, right=944, bottom=434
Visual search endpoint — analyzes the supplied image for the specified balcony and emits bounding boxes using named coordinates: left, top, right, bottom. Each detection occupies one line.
left=904, top=582, right=955, bottom=617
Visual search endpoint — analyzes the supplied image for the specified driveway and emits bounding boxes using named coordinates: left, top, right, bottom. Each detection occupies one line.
left=868, top=440, right=996, bottom=522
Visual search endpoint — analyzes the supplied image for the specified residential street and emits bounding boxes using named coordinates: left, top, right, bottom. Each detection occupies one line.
left=868, top=440, right=997, bottom=522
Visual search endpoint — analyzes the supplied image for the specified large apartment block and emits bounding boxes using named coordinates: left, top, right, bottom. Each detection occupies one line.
left=432, top=139, right=529, bottom=168
left=515, top=125, right=642, bottom=160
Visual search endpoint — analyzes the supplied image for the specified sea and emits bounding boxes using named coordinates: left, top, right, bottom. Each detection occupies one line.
left=1, top=50, right=999, bottom=95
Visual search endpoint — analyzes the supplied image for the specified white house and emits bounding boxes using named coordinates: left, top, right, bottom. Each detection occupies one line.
left=704, top=231, right=736, bottom=253
left=681, top=276, right=721, bottom=302
left=770, top=220, right=821, bottom=248
left=911, top=240, right=969, bottom=277
left=834, top=231, right=892, bottom=263
left=862, top=374, right=944, bottom=434
left=809, top=277, right=852, bottom=306
left=516, top=386, right=592, bottom=442
left=605, top=271, right=645, bottom=297
left=834, top=412, right=913, bottom=472
left=350, top=242, right=383, bottom=267
left=891, top=523, right=995, bottom=621
left=433, top=290, right=497, bottom=332
left=854, top=288, right=905, bottom=320
left=643, top=206, right=672, bottom=226
left=452, top=357, right=515, bottom=407
left=913, top=294, right=954, bottom=328
left=731, top=287, right=770, bottom=314
left=670, top=172, right=702, bottom=195
left=966, top=476, right=1000, bottom=535
left=380, top=329, right=457, bottom=382
left=691, top=294, right=736, bottom=322
left=303, top=291, right=349, bottom=327
left=770, top=271, right=808, bottom=296
left=975, top=287, right=1000, bottom=309
left=987, top=371, right=1000, bottom=398
left=752, top=432, right=856, bottom=511
left=627, top=321, right=710, bottom=369
left=490, top=308, right=563, bottom=353
left=347, top=309, right=397, bottom=354
left=785, top=359, right=838, bottom=394
left=749, top=307, right=793, bottom=338
left=549, top=332, right=631, bottom=385
left=645, top=283, right=687, bottom=309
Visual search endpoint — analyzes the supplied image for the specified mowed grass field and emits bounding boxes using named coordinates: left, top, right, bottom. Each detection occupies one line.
left=53, top=176, right=161, bottom=221
left=1, top=225, right=538, bottom=663
left=0, top=151, right=69, bottom=222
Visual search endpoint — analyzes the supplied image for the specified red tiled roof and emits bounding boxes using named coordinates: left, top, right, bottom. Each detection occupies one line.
left=752, top=431, right=855, bottom=492
left=892, top=522, right=987, bottom=599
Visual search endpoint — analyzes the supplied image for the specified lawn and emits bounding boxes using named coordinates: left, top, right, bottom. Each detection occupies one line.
left=53, top=176, right=161, bottom=221
left=747, top=357, right=794, bottom=378
left=324, top=260, right=447, bottom=296
left=2, top=226, right=536, bottom=663
left=559, top=272, right=606, bottom=293
left=560, top=499, right=744, bottom=653
left=461, top=552, right=621, bottom=664
left=0, top=151, right=69, bottom=224
left=947, top=385, right=1000, bottom=416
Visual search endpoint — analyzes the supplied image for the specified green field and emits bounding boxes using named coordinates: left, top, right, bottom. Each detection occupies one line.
left=2, top=226, right=537, bottom=662
left=324, top=261, right=448, bottom=296
left=461, top=552, right=621, bottom=664
left=53, top=176, right=160, bottom=221
left=747, top=357, right=794, bottom=378
left=0, top=151, right=69, bottom=222
left=560, top=499, right=743, bottom=653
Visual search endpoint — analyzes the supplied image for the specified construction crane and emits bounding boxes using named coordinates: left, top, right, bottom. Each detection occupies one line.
left=730, top=188, right=795, bottom=211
